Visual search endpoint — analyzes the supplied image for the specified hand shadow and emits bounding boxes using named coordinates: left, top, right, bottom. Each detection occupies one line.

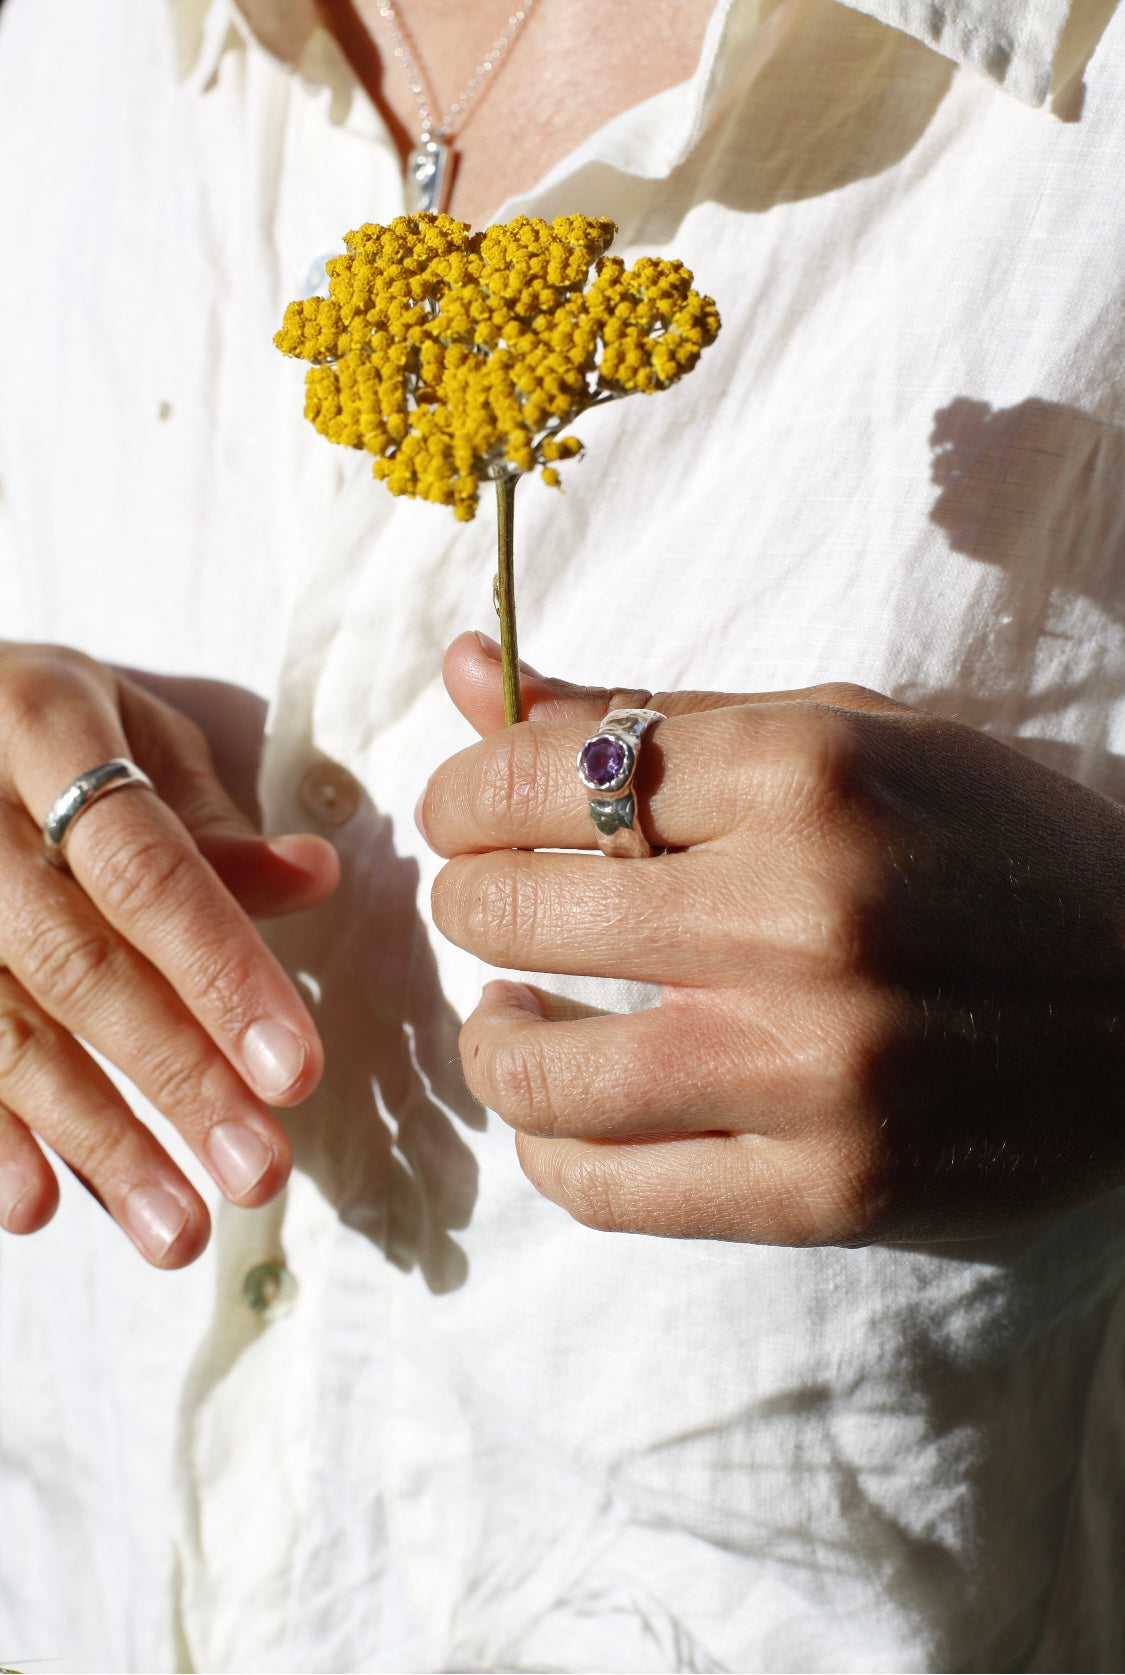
left=265, top=753, right=484, bottom=1295
left=124, top=672, right=482, bottom=1296
left=896, top=395, right=1125, bottom=802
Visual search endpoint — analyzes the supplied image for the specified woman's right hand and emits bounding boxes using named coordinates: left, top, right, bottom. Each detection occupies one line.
left=0, top=644, right=339, bottom=1266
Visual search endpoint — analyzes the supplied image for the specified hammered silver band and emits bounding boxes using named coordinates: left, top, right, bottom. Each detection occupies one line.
left=42, top=758, right=156, bottom=869
left=576, top=708, right=665, bottom=858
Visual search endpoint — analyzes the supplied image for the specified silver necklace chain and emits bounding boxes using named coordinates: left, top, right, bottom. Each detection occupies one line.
left=376, top=1, right=539, bottom=143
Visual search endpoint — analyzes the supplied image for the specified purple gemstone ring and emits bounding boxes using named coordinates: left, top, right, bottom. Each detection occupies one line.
left=576, top=708, right=665, bottom=858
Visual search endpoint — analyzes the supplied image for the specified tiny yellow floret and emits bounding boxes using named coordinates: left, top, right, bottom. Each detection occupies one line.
left=275, top=213, right=721, bottom=519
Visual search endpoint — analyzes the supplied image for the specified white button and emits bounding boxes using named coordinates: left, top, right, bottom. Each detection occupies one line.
left=298, top=761, right=361, bottom=828
left=242, top=1261, right=298, bottom=1321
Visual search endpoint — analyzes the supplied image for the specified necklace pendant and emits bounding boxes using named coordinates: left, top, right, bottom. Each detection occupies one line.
left=407, top=136, right=451, bottom=214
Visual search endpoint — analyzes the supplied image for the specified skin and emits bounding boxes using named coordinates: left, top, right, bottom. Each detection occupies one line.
left=346, top=0, right=716, bottom=225
left=7, top=10, right=1121, bottom=1263
left=0, top=645, right=338, bottom=1266
left=418, top=632, right=1125, bottom=1245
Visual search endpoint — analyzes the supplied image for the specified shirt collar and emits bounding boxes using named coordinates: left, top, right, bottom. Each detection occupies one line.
left=167, top=0, right=1078, bottom=121
left=169, top=0, right=326, bottom=89
left=844, top=0, right=1079, bottom=103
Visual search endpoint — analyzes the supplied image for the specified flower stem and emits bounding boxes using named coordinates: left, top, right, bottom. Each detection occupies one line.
left=494, top=471, right=521, bottom=726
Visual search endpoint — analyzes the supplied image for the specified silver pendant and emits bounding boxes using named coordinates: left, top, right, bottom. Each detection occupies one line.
left=406, top=137, right=451, bottom=214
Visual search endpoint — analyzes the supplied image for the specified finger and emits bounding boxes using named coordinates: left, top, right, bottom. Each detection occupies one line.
left=460, top=980, right=834, bottom=1140
left=0, top=806, right=291, bottom=1207
left=421, top=706, right=717, bottom=857
left=515, top=1121, right=879, bottom=1245
left=0, top=1105, right=59, bottom=1235
left=117, top=679, right=341, bottom=918
left=442, top=630, right=910, bottom=736
left=442, top=631, right=654, bottom=733
left=435, top=849, right=693, bottom=983
left=5, top=701, right=323, bottom=1108
left=422, top=698, right=882, bottom=858
left=0, top=972, right=208, bottom=1263
left=433, top=842, right=848, bottom=987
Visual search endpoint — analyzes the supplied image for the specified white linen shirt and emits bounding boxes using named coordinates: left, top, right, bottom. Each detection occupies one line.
left=2, top=0, right=1125, bottom=1668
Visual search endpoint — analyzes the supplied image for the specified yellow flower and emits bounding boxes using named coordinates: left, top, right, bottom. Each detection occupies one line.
left=275, top=212, right=721, bottom=520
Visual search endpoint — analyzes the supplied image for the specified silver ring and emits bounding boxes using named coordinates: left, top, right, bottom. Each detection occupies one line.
left=42, top=757, right=156, bottom=869
left=576, top=708, right=665, bottom=858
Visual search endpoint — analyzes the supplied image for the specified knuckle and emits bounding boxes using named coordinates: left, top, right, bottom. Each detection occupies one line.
left=778, top=710, right=860, bottom=813
left=817, top=1031, right=872, bottom=1118
left=789, top=989, right=885, bottom=1113
left=780, top=1005, right=893, bottom=1242
left=608, top=686, right=653, bottom=712
left=53, top=1108, right=129, bottom=1184
left=0, top=645, right=102, bottom=735
left=487, top=1037, right=557, bottom=1132
left=89, top=829, right=194, bottom=921
left=462, top=859, right=540, bottom=962
left=810, top=681, right=886, bottom=712
left=482, top=727, right=561, bottom=832
left=22, top=919, right=116, bottom=1012
left=140, top=1036, right=212, bottom=1122
left=179, top=938, right=258, bottom=1026
left=556, top=1147, right=629, bottom=1232
left=804, top=1134, right=887, bottom=1244
left=782, top=876, right=866, bottom=971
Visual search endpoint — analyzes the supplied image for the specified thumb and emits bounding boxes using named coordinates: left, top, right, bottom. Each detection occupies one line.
left=442, top=631, right=751, bottom=735
left=442, top=631, right=644, bottom=733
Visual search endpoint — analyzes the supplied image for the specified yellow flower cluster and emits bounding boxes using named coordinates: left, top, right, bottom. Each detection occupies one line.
left=275, top=213, right=721, bottom=520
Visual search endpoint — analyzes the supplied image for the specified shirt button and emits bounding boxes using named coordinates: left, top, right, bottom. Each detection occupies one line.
left=298, top=761, right=361, bottom=828
left=242, top=1261, right=298, bottom=1321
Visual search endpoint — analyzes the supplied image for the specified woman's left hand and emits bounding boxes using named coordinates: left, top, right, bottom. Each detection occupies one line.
left=417, top=633, right=1125, bottom=1245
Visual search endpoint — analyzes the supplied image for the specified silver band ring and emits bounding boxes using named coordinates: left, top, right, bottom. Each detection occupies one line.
left=42, top=757, right=156, bottom=870
left=577, top=708, right=665, bottom=858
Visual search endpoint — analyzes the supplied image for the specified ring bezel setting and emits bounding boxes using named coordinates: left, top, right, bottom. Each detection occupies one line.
left=576, top=732, right=637, bottom=796
left=576, top=708, right=665, bottom=858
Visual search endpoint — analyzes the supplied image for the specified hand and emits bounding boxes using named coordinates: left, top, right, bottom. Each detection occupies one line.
left=0, top=644, right=339, bottom=1265
left=418, top=632, right=1125, bottom=1244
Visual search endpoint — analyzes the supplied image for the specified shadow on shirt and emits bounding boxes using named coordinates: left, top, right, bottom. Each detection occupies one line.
left=910, top=394, right=1125, bottom=804
left=264, top=765, right=484, bottom=1296
left=585, top=0, right=1117, bottom=235
left=128, top=671, right=483, bottom=1296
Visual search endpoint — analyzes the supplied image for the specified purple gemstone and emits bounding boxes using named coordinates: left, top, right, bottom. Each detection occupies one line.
left=579, top=734, right=630, bottom=792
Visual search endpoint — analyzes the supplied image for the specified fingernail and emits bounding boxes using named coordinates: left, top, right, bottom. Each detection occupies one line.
left=124, top=1183, right=190, bottom=1260
left=241, top=1019, right=306, bottom=1098
left=207, top=1122, right=273, bottom=1198
left=265, top=835, right=323, bottom=871
left=266, top=832, right=339, bottom=869
left=0, top=1161, right=33, bottom=1227
left=474, top=631, right=543, bottom=679
left=413, top=787, right=429, bottom=840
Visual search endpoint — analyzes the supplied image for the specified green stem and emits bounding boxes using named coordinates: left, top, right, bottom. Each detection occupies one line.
left=494, top=471, right=521, bottom=726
